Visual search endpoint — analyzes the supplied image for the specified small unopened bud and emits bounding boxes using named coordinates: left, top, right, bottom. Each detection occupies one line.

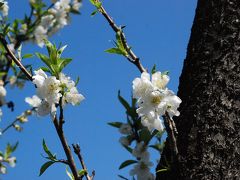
left=18, top=116, right=28, bottom=123
left=13, top=124, right=22, bottom=132
left=25, top=110, right=32, bottom=116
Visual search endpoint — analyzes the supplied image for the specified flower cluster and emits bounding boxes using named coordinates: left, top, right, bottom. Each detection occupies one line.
left=0, top=0, right=9, bottom=17
left=118, top=123, right=132, bottom=146
left=0, top=156, right=16, bottom=174
left=130, top=142, right=155, bottom=180
left=30, top=0, right=82, bottom=47
left=0, top=80, right=7, bottom=119
left=132, top=71, right=181, bottom=132
left=25, top=69, right=84, bottom=116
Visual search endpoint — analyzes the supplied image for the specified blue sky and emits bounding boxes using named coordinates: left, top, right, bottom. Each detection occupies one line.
left=1, top=0, right=197, bottom=179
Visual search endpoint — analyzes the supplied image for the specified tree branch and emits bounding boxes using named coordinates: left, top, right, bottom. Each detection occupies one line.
left=0, top=36, right=33, bottom=81
left=53, top=116, right=80, bottom=180
left=72, top=144, right=94, bottom=180
left=96, top=2, right=146, bottom=73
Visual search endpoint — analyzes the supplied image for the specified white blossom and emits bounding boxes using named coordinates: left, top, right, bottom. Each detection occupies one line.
left=132, top=142, right=149, bottom=161
left=132, top=72, right=152, bottom=98
left=34, top=26, right=48, bottom=47
left=65, top=87, right=84, bottom=105
left=0, top=165, right=6, bottom=174
left=25, top=95, right=41, bottom=108
left=0, top=1, right=9, bottom=17
left=7, top=157, right=16, bottom=167
left=119, top=136, right=130, bottom=146
left=33, top=69, right=62, bottom=104
left=132, top=71, right=181, bottom=131
left=0, top=85, right=6, bottom=97
left=129, top=160, right=154, bottom=180
left=72, top=0, right=82, bottom=11
left=60, top=73, right=84, bottom=106
left=119, top=123, right=132, bottom=135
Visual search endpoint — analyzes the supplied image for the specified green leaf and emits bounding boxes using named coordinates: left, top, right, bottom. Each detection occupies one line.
left=39, top=161, right=55, bottom=176
left=119, top=160, right=137, bottom=170
left=17, top=44, right=22, bottom=60
left=22, top=54, right=34, bottom=59
left=156, top=168, right=168, bottom=173
left=11, top=142, right=19, bottom=152
left=105, top=48, right=125, bottom=55
left=89, top=0, right=102, bottom=8
left=36, top=53, right=51, bottom=68
left=58, top=58, right=72, bottom=72
left=139, top=128, right=152, bottom=144
left=107, top=122, right=122, bottom=128
left=122, top=145, right=133, bottom=154
left=162, top=71, right=169, bottom=76
left=42, top=139, right=56, bottom=160
left=118, top=91, right=131, bottom=113
left=149, top=144, right=164, bottom=152
left=40, top=67, right=51, bottom=73
left=75, top=76, right=80, bottom=86
left=57, top=45, right=67, bottom=57
left=116, top=31, right=128, bottom=55
left=66, top=167, right=74, bottom=180
left=91, top=9, right=98, bottom=17
left=151, top=64, right=156, bottom=74
left=0, top=72, right=7, bottom=77
left=78, top=169, right=87, bottom=176
left=118, top=175, right=129, bottom=180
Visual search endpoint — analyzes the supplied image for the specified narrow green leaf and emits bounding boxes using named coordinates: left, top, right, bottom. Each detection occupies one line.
left=91, top=9, right=98, bottom=16
left=40, top=67, right=51, bottom=73
left=118, top=90, right=131, bottom=112
left=66, top=167, right=74, bottom=180
left=107, top=122, right=123, bottom=128
left=118, top=175, right=129, bottom=180
left=11, top=142, right=19, bottom=152
left=57, top=45, right=67, bottom=58
left=156, top=168, right=168, bottom=173
left=36, top=53, right=51, bottom=68
left=75, top=76, right=80, bottom=86
left=42, top=139, right=55, bottom=159
left=123, top=145, right=133, bottom=154
left=151, top=64, right=156, bottom=74
left=39, top=161, right=55, bottom=176
left=22, top=54, right=34, bottom=59
left=105, top=48, right=125, bottom=55
left=119, top=160, right=137, bottom=170
left=58, top=58, right=72, bottom=72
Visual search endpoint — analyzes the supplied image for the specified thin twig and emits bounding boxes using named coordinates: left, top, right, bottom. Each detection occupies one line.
left=1, top=119, right=19, bottom=135
left=72, top=144, right=94, bottom=180
left=0, top=36, right=33, bottom=81
left=97, top=2, right=146, bottom=73
left=1, top=109, right=33, bottom=135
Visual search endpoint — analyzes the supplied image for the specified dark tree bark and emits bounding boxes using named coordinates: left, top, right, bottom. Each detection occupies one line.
left=157, top=0, right=240, bottom=179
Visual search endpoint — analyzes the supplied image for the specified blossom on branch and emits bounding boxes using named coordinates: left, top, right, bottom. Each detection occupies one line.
left=25, top=70, right=84, bottom=116
left=0, top=0, right=9, bottom=17
left=132, top=71, right=181, bottom=132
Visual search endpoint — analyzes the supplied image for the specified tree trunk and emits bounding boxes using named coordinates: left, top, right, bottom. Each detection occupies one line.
left=157, top=0, right=240, bottom=179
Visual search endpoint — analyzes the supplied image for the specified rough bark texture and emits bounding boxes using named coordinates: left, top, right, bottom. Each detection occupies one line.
left=157, top=0, right=240, bottom=179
